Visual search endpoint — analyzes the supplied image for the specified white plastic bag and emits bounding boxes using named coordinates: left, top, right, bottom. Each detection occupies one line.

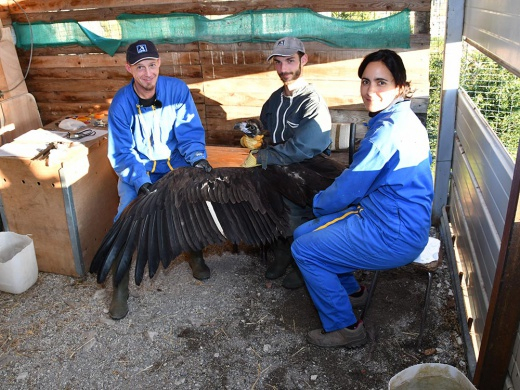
left=0, top=232, right=38, bottom=294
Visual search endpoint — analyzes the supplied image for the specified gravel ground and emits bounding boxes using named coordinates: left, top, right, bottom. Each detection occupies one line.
left=0, top=236, right=468, bottom=390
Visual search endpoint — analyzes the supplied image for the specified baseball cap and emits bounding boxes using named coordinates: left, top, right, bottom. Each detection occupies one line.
left=267, top=37, right=305, bottom=61
left=126, top=40, right=160, bottom=65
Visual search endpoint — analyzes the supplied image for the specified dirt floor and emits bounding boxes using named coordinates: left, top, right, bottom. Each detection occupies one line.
left=0, top=234, right=468, bottom=390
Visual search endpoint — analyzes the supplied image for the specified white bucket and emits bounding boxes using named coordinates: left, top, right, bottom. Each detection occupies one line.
left=0, top=232, right=38, bottom=294
left=389, top=363, right=476, bottom=390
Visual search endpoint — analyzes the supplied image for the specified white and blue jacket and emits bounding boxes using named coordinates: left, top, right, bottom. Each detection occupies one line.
left=107, top=75, right=207, bottom=194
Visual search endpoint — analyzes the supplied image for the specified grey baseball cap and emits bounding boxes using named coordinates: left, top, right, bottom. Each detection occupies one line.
left=267, top=37, right=305, bottom=61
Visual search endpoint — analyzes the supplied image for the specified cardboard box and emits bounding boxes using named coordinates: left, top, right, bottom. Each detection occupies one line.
left=0, top=129, right=119, bottom=276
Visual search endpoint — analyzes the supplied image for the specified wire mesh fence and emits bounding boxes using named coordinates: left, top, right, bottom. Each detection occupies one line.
left=428, top=0, right=519, bottom=159
left=460, top=44, right=520, bottom=157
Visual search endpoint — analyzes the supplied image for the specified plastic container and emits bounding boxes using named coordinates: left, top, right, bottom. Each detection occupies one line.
left=0, top=232, right=38, bottom=294
left=389, top=363, right=476, bottom=390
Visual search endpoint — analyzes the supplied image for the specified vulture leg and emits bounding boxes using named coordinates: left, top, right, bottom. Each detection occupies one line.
left=265, top=237, right=293, bottom=280
left=187, top=250, right=210, bottom=280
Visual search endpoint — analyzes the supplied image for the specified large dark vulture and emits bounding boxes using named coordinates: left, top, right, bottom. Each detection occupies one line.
left=89, top=156, right=346, bottom=286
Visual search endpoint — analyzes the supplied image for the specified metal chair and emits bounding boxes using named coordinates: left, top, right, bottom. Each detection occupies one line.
left=360, top=238, right=443, bottom=351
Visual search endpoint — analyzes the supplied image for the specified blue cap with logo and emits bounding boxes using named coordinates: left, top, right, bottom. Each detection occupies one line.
left=126, top=40, right=160, bottom=65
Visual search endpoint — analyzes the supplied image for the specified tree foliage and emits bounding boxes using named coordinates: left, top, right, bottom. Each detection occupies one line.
left=460, top=51, right=520, bottom=156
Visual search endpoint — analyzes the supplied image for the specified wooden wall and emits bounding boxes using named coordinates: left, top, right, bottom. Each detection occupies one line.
left=0, top=0, right=432, bottom=146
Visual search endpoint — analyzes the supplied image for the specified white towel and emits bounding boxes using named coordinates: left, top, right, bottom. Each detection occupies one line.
left=413, top=237, right=441, bottom=265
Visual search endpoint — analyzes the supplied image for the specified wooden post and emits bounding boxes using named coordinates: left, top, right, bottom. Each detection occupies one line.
left=431, top=0, right=465, bottom=225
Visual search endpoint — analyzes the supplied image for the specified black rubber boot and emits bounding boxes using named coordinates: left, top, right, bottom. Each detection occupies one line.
left=109, top=267, right=130, bottom=320
left=282, top=265, right=304, bottom=290
left=265, top=237, right=293, bottom=280
left=188, top=250, right=210, bottom=280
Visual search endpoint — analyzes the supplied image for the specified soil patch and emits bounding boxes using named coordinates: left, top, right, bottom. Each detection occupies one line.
left=0, top=238, right=468, bottom=389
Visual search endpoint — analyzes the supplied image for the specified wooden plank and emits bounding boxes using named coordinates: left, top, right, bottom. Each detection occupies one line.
left=199, top=36, right=429, bottom=53
left=330, top=109, right=370, bottom=124
left=16, top=42, right=200, bottom=58
left=27, top=79, right=126, bottom=93
left=66, top=139, right=118, bottom=271
left=23, top=68, right=200, bottom=84
left=20, top=51, right=200, bottom=69
left=0, top=93, right=42, bottom=145
left=0, top=157, right=77, bottom=275
left=206, top=130, right=243, bottom=146
left=206, top=145, right=249, bottom=167
left=206, top=105, right=261, bottom=120
left=6, top=1, right=432, bottom=23
left=0, top=39, right=28, bottom=99
left=206, top=118, right=252, bottom=133
left=31, top=90, right=117, bottom=103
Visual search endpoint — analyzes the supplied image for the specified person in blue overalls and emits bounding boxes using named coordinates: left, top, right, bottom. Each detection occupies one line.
left=291, top=49, right=434, bottom=348
left=107, top=40, right=213, bottom=319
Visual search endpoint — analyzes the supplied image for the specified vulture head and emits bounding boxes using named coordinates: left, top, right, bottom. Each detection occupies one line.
left=234, top=119, right=270, bottom=150
left=234, top=119, right=265, bottom=138
left=89, top=156, right=346, bottom=287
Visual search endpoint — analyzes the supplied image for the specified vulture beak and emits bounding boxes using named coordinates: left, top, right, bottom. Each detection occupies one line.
left=234, top=119, right=263, bottom=138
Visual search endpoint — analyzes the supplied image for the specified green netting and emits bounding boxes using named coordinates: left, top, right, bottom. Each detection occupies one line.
left=13, top=8, right=410, bottom=56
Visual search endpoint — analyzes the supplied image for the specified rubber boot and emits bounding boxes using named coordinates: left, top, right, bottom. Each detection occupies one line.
left=265, top=237, right=293, bottom=280
left=282, top=265, right=304, bottom=290
left=109, top=267, right=130, bottom=320
left=188, top=250, right=210, bottom=280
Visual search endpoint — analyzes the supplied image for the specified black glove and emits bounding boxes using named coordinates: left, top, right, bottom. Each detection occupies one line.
left=138, top=182, right=152, bottom=196
left=193, top=159, right=212, bottom=173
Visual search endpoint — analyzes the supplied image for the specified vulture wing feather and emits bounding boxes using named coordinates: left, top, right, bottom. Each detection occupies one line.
left=91, top=161, right=344, bottom=285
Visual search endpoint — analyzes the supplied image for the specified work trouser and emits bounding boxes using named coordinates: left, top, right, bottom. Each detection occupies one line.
left=291, top=206, right=421, bottom=332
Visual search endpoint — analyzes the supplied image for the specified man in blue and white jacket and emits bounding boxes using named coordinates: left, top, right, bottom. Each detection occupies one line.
left=107, top=40, right=212, bottom=319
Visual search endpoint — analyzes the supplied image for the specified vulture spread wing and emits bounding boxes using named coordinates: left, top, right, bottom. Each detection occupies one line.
left=89, top=157, right=346, bottom=286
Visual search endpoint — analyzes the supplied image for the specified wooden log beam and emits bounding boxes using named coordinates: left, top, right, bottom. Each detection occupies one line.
left=4, top=0, right=431, bottom=23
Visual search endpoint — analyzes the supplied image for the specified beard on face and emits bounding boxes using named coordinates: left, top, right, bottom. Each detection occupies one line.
left=277, top=65, right=302, bottom=83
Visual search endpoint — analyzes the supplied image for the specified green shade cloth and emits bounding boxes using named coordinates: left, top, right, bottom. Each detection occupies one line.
left=13, top=8, right=410, bottom=55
